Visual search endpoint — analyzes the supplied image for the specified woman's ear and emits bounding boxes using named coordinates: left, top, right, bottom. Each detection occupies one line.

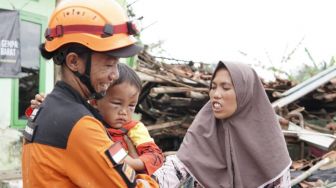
left=65, top=52, right=80, bottom=72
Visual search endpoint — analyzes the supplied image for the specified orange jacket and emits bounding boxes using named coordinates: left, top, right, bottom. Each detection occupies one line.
left=22, top=81, right=158, bottom=188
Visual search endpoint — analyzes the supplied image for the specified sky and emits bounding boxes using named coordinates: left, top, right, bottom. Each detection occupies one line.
left=130, top=0, right=336, bottom=80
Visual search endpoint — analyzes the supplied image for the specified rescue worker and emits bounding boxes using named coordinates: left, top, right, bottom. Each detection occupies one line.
left=22, top=0, right=158, bottom=187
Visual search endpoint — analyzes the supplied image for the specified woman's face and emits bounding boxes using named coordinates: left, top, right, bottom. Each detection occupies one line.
left=209, top=68, right=237, bottom=119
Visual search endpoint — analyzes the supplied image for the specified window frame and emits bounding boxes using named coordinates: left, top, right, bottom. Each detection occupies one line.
left=11, top=10, right=48, bottom=129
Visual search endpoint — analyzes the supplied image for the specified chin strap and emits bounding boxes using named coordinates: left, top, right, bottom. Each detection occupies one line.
left=73, top=52, right=105, bottom=100
left=56, top=47, right=106, bottom=100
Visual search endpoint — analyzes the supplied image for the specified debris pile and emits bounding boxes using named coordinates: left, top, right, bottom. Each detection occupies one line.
left=262, top=72, right=336, bottom=186
left=135, top=51, right=212, bottom=150
left=268, top=78, right=336, bottom=135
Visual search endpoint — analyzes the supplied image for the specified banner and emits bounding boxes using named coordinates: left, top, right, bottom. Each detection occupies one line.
left=0, top=9, right=21, bottom=78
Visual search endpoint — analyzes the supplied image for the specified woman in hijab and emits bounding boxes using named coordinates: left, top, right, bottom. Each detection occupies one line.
left=153, top=61, right=291, bottom=188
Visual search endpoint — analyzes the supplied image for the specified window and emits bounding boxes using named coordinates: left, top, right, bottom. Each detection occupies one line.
left=11, top=11, right=47, bottom=128
left=18, top=20, right=41, bottom=119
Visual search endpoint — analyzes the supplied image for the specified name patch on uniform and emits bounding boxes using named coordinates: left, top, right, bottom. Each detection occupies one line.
left=106, top=142, right=136, bottom=187
left=121, top=163, right=136, bottom=183
left=30, top=108, right=39, bottom=120
left=105, top=142, right=128, bottom=165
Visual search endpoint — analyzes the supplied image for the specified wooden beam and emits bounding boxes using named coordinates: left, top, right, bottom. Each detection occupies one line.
left=147, top=121, right=182, bottom=132
left=150, top=86, right=208, bottom=96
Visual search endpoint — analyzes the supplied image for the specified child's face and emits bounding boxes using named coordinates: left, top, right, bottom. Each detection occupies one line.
left=96, top=82, right=140, bottom=129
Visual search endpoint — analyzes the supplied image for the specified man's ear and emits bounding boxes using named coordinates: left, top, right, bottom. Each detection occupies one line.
left=65, top=52, right=80, bottom=72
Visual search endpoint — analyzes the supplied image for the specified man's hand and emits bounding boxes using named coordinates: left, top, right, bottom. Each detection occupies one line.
left=31, top=93, right=45, bottom=109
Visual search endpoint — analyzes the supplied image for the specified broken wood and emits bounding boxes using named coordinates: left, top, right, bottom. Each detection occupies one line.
left=150, top=86, right=208, bottom=96
left=147, top=121, right=183, bottom=132
left=137, top=67, right=193, bottom=88
left=291, top=151, right=336, bottom=186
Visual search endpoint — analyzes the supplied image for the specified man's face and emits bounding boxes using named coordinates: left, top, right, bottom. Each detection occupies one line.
left=96, top=82, right=139, bottom=129
left=90, top=53, right=119, bottom=94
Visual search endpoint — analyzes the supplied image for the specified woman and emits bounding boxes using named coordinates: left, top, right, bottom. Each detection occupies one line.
left=153, top=61, right=291, bottom=188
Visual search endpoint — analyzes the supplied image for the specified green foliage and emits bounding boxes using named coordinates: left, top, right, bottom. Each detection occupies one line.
left=265, top=45, right=335, bottom=83
left=240, top=36, right=335, bottom=83
left=293, top=54, right=335, bottom=83
left=267, top=66, right=295, bottom=81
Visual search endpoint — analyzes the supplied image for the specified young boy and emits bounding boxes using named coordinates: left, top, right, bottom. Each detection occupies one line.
left=26, top=63, right=164, bottom=175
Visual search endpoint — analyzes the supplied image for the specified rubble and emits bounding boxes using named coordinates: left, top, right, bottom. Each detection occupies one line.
left=135, top=50, right=212, bottom=148
left=135, top=50, right=336, bottom=186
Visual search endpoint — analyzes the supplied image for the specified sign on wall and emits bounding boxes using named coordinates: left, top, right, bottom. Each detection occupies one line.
left=0, top=9, right=21, bottom=78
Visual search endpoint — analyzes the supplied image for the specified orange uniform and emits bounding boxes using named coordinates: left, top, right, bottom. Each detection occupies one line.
left=22, top=81, right=158, bottom=188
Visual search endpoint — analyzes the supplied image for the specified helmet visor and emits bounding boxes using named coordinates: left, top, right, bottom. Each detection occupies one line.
left=106, top=43, right=142, bottom=58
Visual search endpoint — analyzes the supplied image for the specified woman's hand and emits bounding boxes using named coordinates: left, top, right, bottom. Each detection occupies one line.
left=30, top=93, right=46, bottom=109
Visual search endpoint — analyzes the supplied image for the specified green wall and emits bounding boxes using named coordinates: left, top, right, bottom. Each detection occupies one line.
left=0, top=0, right=55, bottom=16
left=0, top=0, right=56, bottom=171
left=0, top=0, right=56, bottom=129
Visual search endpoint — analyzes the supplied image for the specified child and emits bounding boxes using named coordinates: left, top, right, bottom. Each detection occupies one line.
left=26, top=63, right=164, bottom=175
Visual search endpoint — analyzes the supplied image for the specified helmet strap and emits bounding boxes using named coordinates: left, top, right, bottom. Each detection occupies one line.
left=73, top=52, right=104, bottom=100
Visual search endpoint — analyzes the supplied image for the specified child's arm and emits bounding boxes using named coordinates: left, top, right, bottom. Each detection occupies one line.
left=136, top=142, right=164, bottom=175
left=124, top=135, right=138, bottom=158
left=123, top=135, right=145, bottom=171
left=123, top=155, right=145, bottom=172
left=124, top=135, right=164, bottom=175
left=127, top=122, right=164, bottom=175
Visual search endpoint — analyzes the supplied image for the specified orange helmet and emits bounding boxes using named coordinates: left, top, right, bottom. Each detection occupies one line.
left=44, top=0, right=141, bottom=56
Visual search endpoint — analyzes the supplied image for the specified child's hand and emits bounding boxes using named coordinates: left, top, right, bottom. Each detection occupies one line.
left=31, top=93, right=46, bottom=109
left=124, top=155, right=145, bottom=172
left=123, top=135, right=139, bottom=158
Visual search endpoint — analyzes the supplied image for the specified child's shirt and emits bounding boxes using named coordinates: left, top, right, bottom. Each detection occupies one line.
left=107, top=121, right=164, bottom=175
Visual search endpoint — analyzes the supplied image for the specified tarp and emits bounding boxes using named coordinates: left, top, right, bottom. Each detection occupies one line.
left=0, top=9, right=21, bottom=78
